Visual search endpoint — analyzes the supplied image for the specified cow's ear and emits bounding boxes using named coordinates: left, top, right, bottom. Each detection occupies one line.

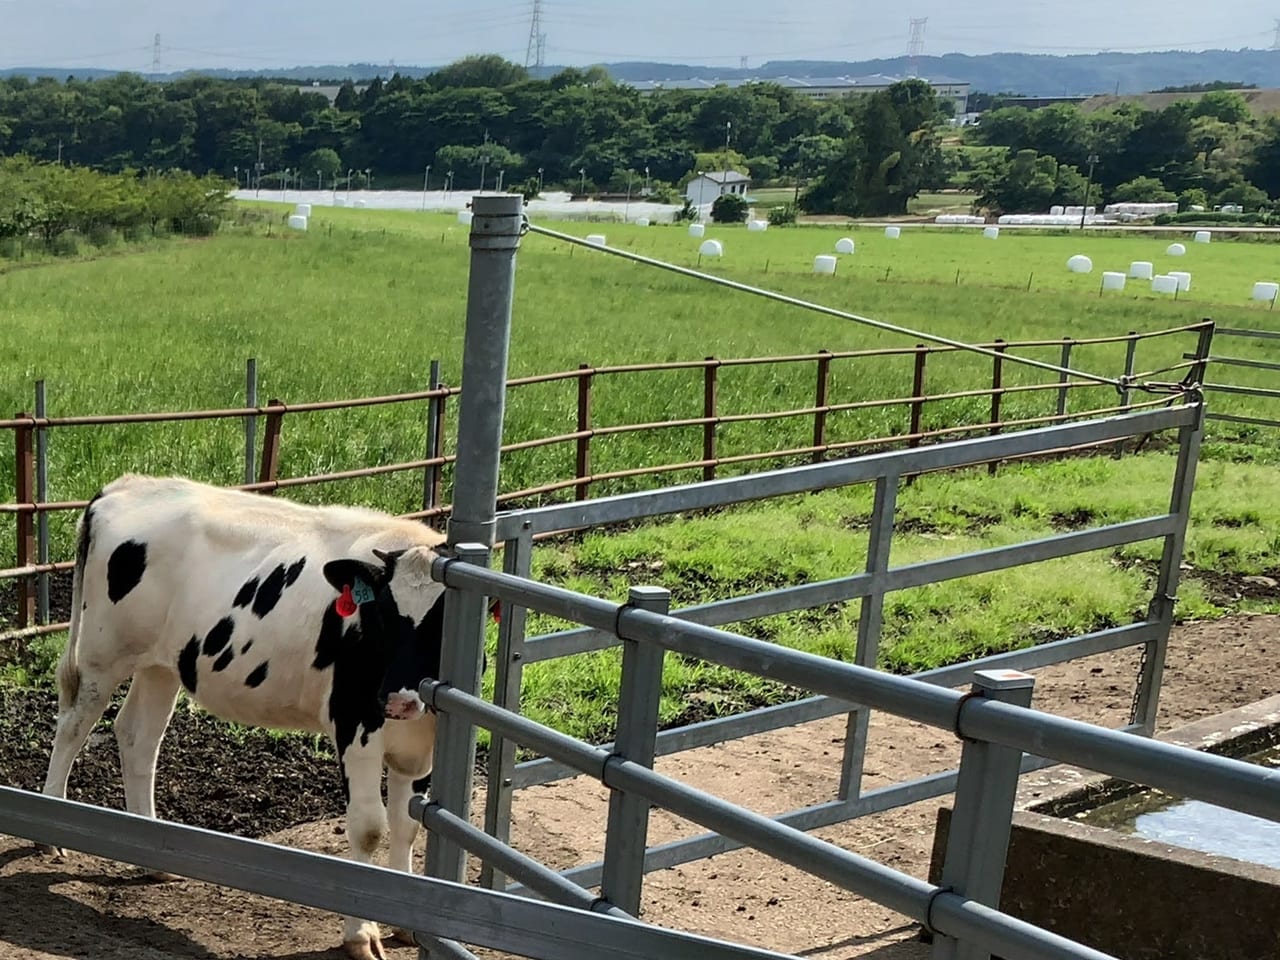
left=322, top=558, right=386, bottom=601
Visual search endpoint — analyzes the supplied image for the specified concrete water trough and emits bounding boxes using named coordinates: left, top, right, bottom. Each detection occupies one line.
left=928, top=695, right=1280, bottom=960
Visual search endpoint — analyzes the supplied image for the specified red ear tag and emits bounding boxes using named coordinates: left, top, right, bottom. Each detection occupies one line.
left=491, top=600, right=502, bottom=624
left=335, top=584, right=357, bottom=618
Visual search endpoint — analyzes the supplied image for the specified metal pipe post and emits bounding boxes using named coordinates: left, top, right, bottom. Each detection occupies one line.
left=448, top=193, right=524, bottom=547
left=601, top=586, right=669, bottom=915
left=480, top=528, right=533, bottom=889
left=34, top=381, right=49, bottom=623
left=839, top=472, right=898, bottom=800
left=244, top=358, right=258, bottom=485
left=930, top=669, right=1035, bottom=960
left=423, top=358, right=442, bottom=513
left=1131, top=397, right=1203, bottom=732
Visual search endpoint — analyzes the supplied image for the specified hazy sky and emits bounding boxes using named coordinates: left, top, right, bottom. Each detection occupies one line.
left=3, top=1, right=1277, bottom=72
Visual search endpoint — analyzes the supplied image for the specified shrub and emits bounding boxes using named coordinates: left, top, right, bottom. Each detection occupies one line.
left=710, top=193, right=749, bottom=223
left=767, top=202, right=798, bottom=225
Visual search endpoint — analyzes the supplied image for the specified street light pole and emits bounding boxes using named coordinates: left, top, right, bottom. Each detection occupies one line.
left=579, top=167, right=586, bottom=198
left=1080, top=153, right=1099, bottom=230
left=625, top=171, right=633, bottom=221
left=422, top=164, right=431, bottom=211
left=537, top=166, right=544, bottom=196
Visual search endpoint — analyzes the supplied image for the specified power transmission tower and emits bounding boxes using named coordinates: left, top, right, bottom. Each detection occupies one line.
left=151, top=33, right=162, bottom=77
left=526, top=1, right=546, bottom=70
left=907, top=17, right=928, bottom=78
left=740, top=55, right=749, bottom=69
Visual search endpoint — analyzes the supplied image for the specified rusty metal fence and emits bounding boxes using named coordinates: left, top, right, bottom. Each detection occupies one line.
left=1, top=321, right=1213, bottom=641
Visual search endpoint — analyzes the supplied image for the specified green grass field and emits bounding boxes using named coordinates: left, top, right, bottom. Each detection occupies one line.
left=2, top=204, right=1278, bottom=745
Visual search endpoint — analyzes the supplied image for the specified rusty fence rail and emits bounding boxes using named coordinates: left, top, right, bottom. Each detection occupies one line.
left=2, top=321, right=1211, bottom=638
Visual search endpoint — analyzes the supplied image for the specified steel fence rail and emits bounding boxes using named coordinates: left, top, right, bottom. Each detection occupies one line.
left=430, top=553, right=1280, bottom=826
left=0, top=787, right=795, bottom=960
left=422, top=681, right=1117, bottom=960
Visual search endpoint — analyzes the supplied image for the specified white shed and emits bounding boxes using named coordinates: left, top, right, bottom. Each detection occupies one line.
left=685, top=171, right=752, bottom=205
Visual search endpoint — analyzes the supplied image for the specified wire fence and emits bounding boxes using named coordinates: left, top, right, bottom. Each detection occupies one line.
left=0, top=320, right=1215, bottom=640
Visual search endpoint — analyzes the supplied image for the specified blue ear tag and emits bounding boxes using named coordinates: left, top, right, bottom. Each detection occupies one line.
left=352, top=579, right=376, bottom=606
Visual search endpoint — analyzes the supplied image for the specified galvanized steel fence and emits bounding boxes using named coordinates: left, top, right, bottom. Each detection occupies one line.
left=1, top=195, right=1276, bottom=960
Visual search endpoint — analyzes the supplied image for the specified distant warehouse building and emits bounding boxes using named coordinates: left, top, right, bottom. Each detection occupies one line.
left=623, top=74, right=970, bottom=116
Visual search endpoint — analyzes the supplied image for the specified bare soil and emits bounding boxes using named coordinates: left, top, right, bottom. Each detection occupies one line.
left=0, top=614, right=1275, bottom=960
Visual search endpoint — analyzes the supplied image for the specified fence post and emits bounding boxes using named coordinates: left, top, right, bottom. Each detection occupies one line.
left=601, top=586, right=669, bottom=916
left=423, top=359, right=442, bottom=515
left=1114, top=332, right=1138, bottom=459
left=702, top=358, right=718, bottom=482
left=575, top=364, right=593, bottom=501
left=929, top=669, right=1036, bottom=960
left=481, top=528, right=533, bottom=891
left=839, top=472, right=899, bottom=800
left=34, top=382, right=49, bottom=625
left=244, top=358, right=258, bottom=486
left=1055, top=338, right=1073, bottom=419
left=427, top=194, right=524, bottom=910
left=1131, top=390, right=1205, bottom=734
left=1189, top=320, right=1216, bottom=387
left=13, top=412, right=35, bottom=630
left=812, top=350, right=831, bottom=463
left=257, top=399, right=284, bottom=492
left=905, top=344, right=928, bottom=486
left=987, top=339, right=1006, bottom=476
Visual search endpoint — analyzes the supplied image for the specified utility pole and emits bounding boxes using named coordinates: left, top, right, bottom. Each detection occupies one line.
left=907, top=18, right=928, bottom=78
left=1080, top=154, right=1099, bottom=231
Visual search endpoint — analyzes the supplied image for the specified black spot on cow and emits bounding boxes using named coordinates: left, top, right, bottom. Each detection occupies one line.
left=245, top=661, right=270, bottom=688
left=251, top=564, right=288, bottom=618
left=107, top=540, right=147, bottom=603
left=233, top=576, right=258, bottom=608
left=75, top=490, right=103, bottom=575
left=412, top=774, right=432, bottom=794
left=178, top=636, right=200, bottom=693
left=312, top=606, right=387, bottom=762
left=285, top=557, right=306, bottom=587
left=202, top=616, right=235, bottom=657
left=240, top=639, right=254, bottom=655
left=212, top=648, right=235, bottom=672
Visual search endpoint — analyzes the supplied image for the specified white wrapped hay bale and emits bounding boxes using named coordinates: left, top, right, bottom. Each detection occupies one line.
left=884, top=226, right=901, bottom=239
left=834, top=237, right=855, bottom=254
left=983, top=226, right=999, bottom=239
left=457, top=210, right=472, bottom=225
left=1129, top=261, right=1154, bottom=280
left=1067, top=255, right=1093, bottom=274
left=1101, top=271, right=1126, bottom=291
left=1050, top=205, right=1065, bottom=216
left=1168, top=270, right=1192, bottom=292
left=813, top=255, right=837, bottom=275
left=586, top=234, right=607, bottom=246
left=1152, top=275, right=1179, bottom=295
left=287, top=214, right=307, bottom=231
left=354, top=199, right=367, bottom=208
left=1193, top=230, right=1211, bottom=244
left=746, top=219, right=767, bottom=232
left=1252, top=281, right=1279, bottom=302
left=1166, top=242, right=1186, bottom=256
left=294, top=203, right=312, bottom=218
left=333, top=197, right=346, bottom=207
left=689, top=223, right=706, bottom=238
left=636, top=217, right=650, bottom=227
left=699, top=239, right=723, bottom=257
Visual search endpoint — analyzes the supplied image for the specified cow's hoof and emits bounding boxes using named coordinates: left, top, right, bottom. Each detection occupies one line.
left=342, top=937, right=388, bottom=960
left=391, top=927, right=417, bottom=946
left=147, top=870, right=183, bottom=883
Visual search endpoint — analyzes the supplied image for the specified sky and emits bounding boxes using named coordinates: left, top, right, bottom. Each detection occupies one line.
left=2, top=0, right=1277, bottom=72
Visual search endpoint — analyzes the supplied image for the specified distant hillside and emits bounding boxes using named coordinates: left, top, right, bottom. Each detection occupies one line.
left=1081, top=87, right=1280, bottom=117
left=4, top=48, right=1280, bottom=98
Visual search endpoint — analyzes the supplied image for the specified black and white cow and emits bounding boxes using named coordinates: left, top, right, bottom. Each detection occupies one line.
left=41, top=473, right=471, bottom=960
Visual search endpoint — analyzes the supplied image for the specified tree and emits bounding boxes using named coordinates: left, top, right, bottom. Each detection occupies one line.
left=973, top=149, right=1088, bottom=214
left=300, top=148, right=342, bottom=183
left=429, top=55, right=527, bottom=90
left=1111, top=175, right=1176, bottom=203
left=710, top=192, right=748, bottom=223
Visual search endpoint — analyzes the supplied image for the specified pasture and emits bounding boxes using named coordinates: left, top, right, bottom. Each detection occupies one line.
left=1, top=204, right=1279, bottom=746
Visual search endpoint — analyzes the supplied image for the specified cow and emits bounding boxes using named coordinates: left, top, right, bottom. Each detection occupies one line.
left=40, top=473, right=477, bottom=960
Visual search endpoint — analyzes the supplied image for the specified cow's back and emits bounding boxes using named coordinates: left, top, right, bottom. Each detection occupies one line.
left=78, top=474, right=444, bottom=734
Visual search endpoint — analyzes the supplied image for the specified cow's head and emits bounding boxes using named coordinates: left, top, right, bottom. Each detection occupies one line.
left=322, top=545, right=492, bottom=721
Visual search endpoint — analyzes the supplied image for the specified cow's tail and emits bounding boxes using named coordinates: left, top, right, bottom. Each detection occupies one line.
left=56, top=495, right=97, bottom=711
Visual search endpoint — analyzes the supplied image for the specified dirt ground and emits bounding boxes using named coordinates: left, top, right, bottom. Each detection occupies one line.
left=0, top=613, right=1274, bottom=960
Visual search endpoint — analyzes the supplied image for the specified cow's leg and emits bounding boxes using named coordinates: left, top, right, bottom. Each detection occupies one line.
left=115, top=666, right=182, bottom=880
left=41, top=664, right=128, bottom=855
left=340, top=745, right=389, bottom=960
left=386, top=769, right=428, bottom=946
